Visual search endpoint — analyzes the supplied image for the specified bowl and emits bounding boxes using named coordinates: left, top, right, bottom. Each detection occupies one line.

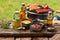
left=22, top=20, right=31, bottom=29
left=47, top=27, right=56, bottom=32
left=30, top=21, right=44, bottom=32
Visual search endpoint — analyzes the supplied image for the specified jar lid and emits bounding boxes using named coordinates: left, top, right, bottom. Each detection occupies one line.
left=15, top=11, right=19, bottom=14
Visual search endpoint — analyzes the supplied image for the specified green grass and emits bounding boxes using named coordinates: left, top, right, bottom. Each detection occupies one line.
left=0, top=0, right=60, bottom=20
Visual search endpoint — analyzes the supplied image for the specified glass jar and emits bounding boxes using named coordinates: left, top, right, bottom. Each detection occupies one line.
left=12, top=20, right=21, bottom=28
left=12, top=11, right=21, bottom=28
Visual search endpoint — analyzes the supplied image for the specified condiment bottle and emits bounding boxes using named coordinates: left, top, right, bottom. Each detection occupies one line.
left=19, top=3, right=26, bottom=21
left=12, top=11, right=20, bottom=28
left=13, top=11, right=20, bottom=20
left=47, top=11, right=53, bottom=27
left=12, top=20, right=20, bottom=28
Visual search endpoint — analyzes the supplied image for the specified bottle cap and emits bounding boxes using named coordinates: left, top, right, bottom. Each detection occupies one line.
left=21, top=3, right=25, bottom=6
left=48, top=11, right=52, bottom=14
left=15, top=11, right=19, bottom=14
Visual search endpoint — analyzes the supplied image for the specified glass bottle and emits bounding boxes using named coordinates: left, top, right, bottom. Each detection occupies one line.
left=13, top=11, right=20, bottom=20
left=19, top=3, right=26, bottom=21
left=47, top=11, right=53, bottom=27
left=12, top=11, right=20, bottom=28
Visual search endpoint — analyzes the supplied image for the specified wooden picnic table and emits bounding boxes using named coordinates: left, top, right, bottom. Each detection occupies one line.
left=0, top=26, right=59, bottom=40
left=0, top=26, right=59, bottom=37
left=0, top=20, right=60, bottom=40
left=0, top=29, right=55, bottom=37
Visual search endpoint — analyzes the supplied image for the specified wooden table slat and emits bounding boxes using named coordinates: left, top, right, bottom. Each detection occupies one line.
left=16, top=38, right=31, bottom=40
left=31, top=38, right=48, bottom=40
left=0, top=29, right=56, bottom=37
left=0, top=37, right=14, bottom=40
left=0, top=26, right=59, bottom=37
left=16, top=38, right=48, bottom=40
left=16, top=38, right=21, bottom=40
left=49, top=34, right=60, bottom=40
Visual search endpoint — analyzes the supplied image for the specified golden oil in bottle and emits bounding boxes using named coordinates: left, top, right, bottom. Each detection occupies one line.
left=12, top=20, right=20, bottom=28
left=19, top=3, right=26, bottom=21
left=47, top=12, right=53, bottom=27
left=12, top=11, right=21, bottom=28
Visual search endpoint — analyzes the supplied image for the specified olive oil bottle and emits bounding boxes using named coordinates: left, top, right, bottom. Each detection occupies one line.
left=47, top=12, right=53, bottom=27
left=47, top=12, right=56, bottom=32
left=12, top=11, right=20, bottom=28
left=19, top=3, right=26, bottom=21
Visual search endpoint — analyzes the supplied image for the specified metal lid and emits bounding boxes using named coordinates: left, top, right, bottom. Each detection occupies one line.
left=15, top=11, right=19, bottom=14
left=48, top=11, right=52, bottom=13
left=21, top=3, right=25, bottom=6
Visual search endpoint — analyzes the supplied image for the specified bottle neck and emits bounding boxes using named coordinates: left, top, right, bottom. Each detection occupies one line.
left=20, top=6, right=26, bottom=12
left=48, top=14, right=53, bottom=19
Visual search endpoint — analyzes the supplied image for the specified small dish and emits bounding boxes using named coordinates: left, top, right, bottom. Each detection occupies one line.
left=47, top=27, right=56, bottom=32
left=22, top=20, right=31, bottom=29
left=30, top=20, right=44, bottom=32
